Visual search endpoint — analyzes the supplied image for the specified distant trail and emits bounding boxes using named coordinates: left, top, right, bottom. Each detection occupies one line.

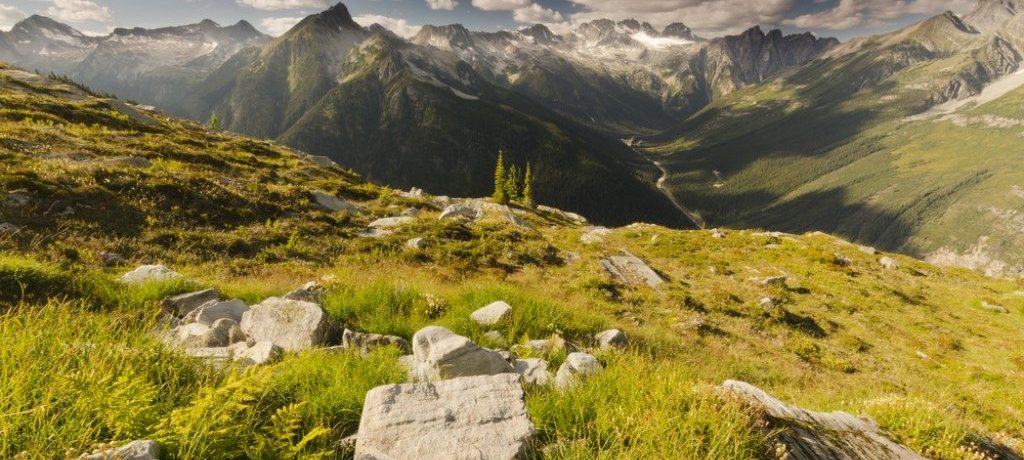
left=647, top=155, right=704, bottom=227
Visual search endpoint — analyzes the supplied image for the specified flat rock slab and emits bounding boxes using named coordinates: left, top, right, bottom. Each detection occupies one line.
left=471, top=301, right=513, bottom=325
left=311, top=191, right=358, bottom=213
left=601, top=251, right=665, bottom=287
left=120, top=264, right=182, bottom=284
left=79, top=439, right=158, bottom=460
left=721, top=380, right=925, bottom=460
left=356, top=373, right=534, bottom=460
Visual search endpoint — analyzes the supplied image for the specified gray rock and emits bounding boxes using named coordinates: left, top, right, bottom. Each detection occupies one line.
left=120, top=264, right=182, bottom=284
left=514, top=358, right=550, bottom=386
left=183, top=299, right=247, bottom=326
left=858, top=246, right=877, bottom=255
left=79, top=440, right=159, bottom=460
left=761, top=276, right=788, bottom=287
left=355, top=374, right=534, bottom=460
left=439, top=203, right=482, bottom=221
left=594, top=329, right=628, bottom=350
left=406, top=237, right=428, bottom=250
left=711, top=229, right=725, bottom=239
left=580, top=226, right=610, bottom=244
left=283, top=281, right=326, bottom=303
left=759, top=297, right=779, bottom=309
left=100, top=251, right=125, bottom=267
left=163, top=288, right=221, bottom=317
left=410, top=326, right=513, bottom=382
left=538, top=205, right=588, bottom=224
left=369, top=216, right=416, bottom=228
left=342, top=328, right=411, bottom=353
left=240, top=297, right=338, bottom=351
left=358, top=228, right=393, bottom=239
left=834, top=254, right=853, bottom=267
left=981, top=301, right=1009, bottom=313
left=471, top=301, right=513, bottom=326
left=305, top=155, right=339, bottom=169
left=483, top=330, right=505, bottom=345
left=601, top=251, right=666, bottom=287
left=232, top=341, right=283, bottom=366
left=311, top=191, right=357, bottom=213
left=0, top=222, right=17, bottom=233
left=879, top=257, right=899, bottom=270
left=721, top=380, right=925, bottom=460
left=4, top=192, right=30, bottom=208
left=179, top=318, right=240, bottom=348
left=398, top=187, right=424, bottom=198
left=554, top=352, right=602, bottom=390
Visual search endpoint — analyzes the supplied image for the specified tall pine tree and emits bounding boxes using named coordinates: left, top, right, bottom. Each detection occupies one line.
left=505, top=164, right=521, bottom=202
left=208, top=112, right=222, bottom=131
left=492, top=149, right=508, bottom=203
left=522, top=162, right=535, bottom=208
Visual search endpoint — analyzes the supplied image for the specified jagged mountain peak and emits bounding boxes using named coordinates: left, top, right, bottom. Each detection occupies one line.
left=519, top=24, right=559, bottom=45
left=966, top=0, right=1022, bottom=31
left=294, top=2, right=360, bottom=33
left=12, top=15, right=87, bottom=38
left=411, top=24, right=474, bottom=49
left=662, top=22, right=698, bottom=41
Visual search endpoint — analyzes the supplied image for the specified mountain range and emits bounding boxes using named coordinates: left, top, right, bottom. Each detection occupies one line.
left=2, top=1, right=1024, bottom=275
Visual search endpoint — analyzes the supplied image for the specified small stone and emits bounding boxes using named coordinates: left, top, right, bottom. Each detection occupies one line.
left=4, top=192, right=30, bottom=208
left=761, top=276, right=787, bottom=287
left=311, top=191, right=357, bottom=213
left=284, top=281, right=326, bottom=303
left=0, top=222, right=18, bottom=233
left=554, top=352, right=602, bottom=390
left=233, top=341, right=283, bottom=366
left=120, top=264, right=182, bottom=284
left=369, top=216, right=416, bottom=229
left=580, top=226, right=610, bottom=244
left=858, top=246, right=877, bottom=255
left=409, top=326, right=512, bottom=382
left=834, top=254, right=853, bottom=267
left=711, top=228, right=725, bottom=239
left=879, top=257, right=899, bottom=270
left=163, top=288, right=221, bottom=317
left=483, top=330, right=505, bottom=344
left=594, top=329, right=628, bottom=350
left=981, top=301, right=1009, bottom=313
left=79, top=439, right=158, bottom=460
left=405, top=237, right=427, bottom=250
left=470, top=301, right=513, bottom=326
left=342, top=328, right=411, bottom=353
left=514, top=358, right=550, bottom=385
left=759, top=297, right=778, bottom=309
left=100, top=251, right=125, bottom=267
left=439, top=203, right=482, bottom=221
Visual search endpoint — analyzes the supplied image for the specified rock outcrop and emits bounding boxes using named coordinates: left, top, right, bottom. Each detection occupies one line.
left=721, top=380, right=925, bottom=459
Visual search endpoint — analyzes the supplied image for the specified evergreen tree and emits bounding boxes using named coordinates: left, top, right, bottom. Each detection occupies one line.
left=505, top=164, right=521, bottom=202
left=522, top=162, right=535, bottom=208
left=208, top=112, right=222, bottom=131
left=492, top=149, right=508, bottom=203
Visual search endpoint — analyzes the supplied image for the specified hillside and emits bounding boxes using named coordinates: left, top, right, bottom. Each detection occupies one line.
left=0, top=66, right=1022, bottom=458
left=645, top=3, right=1024, bottom=276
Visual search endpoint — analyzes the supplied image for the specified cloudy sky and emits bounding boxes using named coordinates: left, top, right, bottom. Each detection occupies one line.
left=0, top=0, right=979, bottom=39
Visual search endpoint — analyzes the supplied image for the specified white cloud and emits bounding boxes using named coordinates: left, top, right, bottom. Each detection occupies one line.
left=566, top=0, right=795, bottom=36
left=472, top=0, right=530, bottom=11
left=259, top=16, right=302, bottom=35
left=237, top=0, right=328, bottom=11
left=426, top=0, right=458, bottom=11
left=783, top=0, right=974, bottom=30
left=0, top=4, right=25, bottom=29
left=354, top=14, right=422, bottom=38
left=512, top=3, right=563, bottom=24
left=46, top=0, right=111, bottom=23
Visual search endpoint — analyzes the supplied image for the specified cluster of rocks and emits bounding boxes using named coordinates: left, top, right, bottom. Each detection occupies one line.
left=354, top=300, right=628, bottom=459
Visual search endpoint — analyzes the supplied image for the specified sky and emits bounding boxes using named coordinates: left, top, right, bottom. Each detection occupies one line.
left=0, top=0, right=981, bottom=40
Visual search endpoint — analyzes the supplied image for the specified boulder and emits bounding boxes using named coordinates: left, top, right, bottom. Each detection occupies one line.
left=406, top=237, right=428, bottom=250
left=163, top=288, right=221, bottom=317
left=720, top=380, right=925, bottom=460
left=369, top=216, right=416, bottom=228
left=879, top=257, right=899, bottom=270
left=470, top=301, right=513, bottom=326
left=183, top=299, right=247, bottom=326
left=120, top=264, right=182, bottom=284
left=283, top=281, right=326, bottom=303
left=342, top=328, right=411, bottom=353
left=439, top=204, right=482, bottom=221
left=409, top=326, right=513, bottom=382
left=601, top=251, right=666, bottom=287
left=355, top=374, right=534, bottom=460
left=311, top=191, right=357, bottom=213
left=79, top=440, right=159, bottom=460
left=594, top=329, right=628, bottom=350
left=514, top=358, right=550, bottom=386
left=240, top=297, right=338, bottom=351
left=554, top=352, right=602, bottom=390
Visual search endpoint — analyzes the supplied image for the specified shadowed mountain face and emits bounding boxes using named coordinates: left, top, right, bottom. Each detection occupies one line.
left=646, top=1, right=1024, bottom=276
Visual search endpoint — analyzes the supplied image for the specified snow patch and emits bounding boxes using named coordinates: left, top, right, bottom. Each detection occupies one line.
left=631, top=32, right=692, bottom=49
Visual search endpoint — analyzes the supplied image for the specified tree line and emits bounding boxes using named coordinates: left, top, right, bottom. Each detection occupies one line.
left=492, top=149, right=534, bottom=208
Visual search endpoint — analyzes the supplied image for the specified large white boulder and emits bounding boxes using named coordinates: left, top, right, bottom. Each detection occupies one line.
left=439, top=203, right=483, bottom=221
left=355, top=374, right=534, bottom=460
left=470, top=301, right=513, bottom=326
left=410, top=326, right=512, bottom=381
left=554, top=352, right=602, bottom=390
left=183, top=299, right=248, bottom=326
left=240, top=297, right=337, bottom=351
